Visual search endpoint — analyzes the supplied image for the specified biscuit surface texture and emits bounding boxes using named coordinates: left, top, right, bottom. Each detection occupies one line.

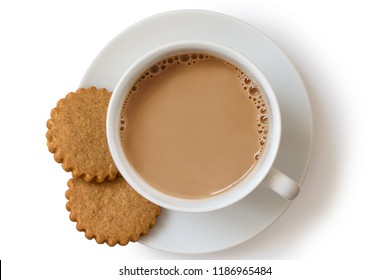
left=46, top=87, right=118, bottom=182
left=66, top=177, right=161, bottom=245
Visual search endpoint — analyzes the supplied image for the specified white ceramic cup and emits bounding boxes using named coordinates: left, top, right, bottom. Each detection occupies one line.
left=107, top=41, right=300, bottom=212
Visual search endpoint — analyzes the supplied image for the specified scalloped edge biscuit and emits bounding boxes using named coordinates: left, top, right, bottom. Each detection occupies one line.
left=66, top=177, right=160, bottom=246
left=46, top=87, right=118, bottom=182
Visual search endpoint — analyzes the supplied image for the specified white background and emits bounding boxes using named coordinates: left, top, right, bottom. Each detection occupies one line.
left=1, top=0, right=389, bottom=278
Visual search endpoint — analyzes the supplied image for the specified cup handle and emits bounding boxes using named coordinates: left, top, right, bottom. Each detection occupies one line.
left=261, top=167, right=300, bottom=200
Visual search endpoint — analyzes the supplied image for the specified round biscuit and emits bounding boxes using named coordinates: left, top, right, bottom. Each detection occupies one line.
left=66, top=177, right=161, bottom=245
left=46, top=87, right=118, bottom=182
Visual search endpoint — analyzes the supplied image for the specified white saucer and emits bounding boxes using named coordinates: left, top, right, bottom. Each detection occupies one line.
left=80, top=10, right=312, bottom=254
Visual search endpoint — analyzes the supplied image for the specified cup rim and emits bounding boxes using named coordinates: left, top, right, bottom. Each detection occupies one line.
left=107, top=40, right=281, bottom=212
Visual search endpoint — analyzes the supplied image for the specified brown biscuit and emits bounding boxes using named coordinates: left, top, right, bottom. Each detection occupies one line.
left=66, top=177, right=161, bottom=245
left=46, top=87, right=118, bottom=182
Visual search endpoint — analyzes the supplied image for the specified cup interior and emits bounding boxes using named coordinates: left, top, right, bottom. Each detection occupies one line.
left=107, top=41, right=281, bottom=212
